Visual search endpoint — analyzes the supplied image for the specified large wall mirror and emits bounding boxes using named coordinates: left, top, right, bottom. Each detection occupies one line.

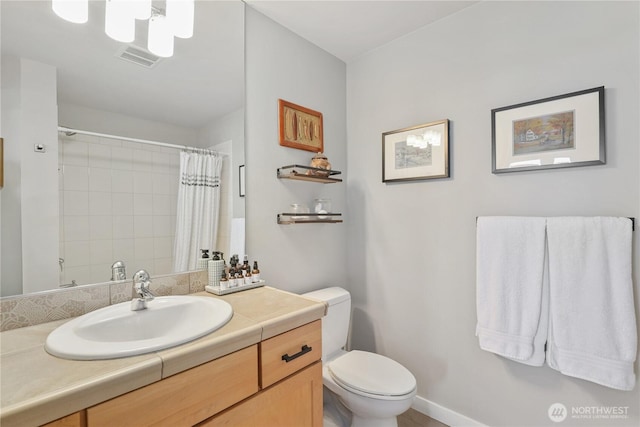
left=0, top=0, right=245, bottom=297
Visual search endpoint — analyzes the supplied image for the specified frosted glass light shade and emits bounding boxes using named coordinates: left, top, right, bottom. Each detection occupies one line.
left=52, top=0, right=88, bottom=24
left=105, top=0, right=136, bottom=43
left=148, top=14, right=174, bottom=57
left=132, top=0, right=152, bottom=20
left=166, top=0, right=194, bottom=39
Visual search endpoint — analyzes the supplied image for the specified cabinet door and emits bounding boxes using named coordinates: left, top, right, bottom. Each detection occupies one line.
left=87, top=346, right=258, bottom=427
left=201, top=361, right=323, bottom=427
left=42, top=412, right=86, bottom=427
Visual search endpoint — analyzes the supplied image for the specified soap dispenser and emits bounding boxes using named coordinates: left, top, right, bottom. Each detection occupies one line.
left=197, top=249, right=210, bottom=270
left=208, top=252, right=224, bottom=288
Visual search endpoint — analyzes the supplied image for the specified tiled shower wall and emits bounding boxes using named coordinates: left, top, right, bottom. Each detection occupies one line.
left=58, top=133, right=179, bottom=285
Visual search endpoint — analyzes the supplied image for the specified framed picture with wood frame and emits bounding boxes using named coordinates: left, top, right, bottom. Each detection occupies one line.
left=278, top=99, right=324, bottom=153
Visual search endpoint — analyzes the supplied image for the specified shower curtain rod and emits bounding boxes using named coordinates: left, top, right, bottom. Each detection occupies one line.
left=57, top=126, right=228, bottom=155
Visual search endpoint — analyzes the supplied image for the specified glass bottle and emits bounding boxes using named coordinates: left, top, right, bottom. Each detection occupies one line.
left=252, top=261, right=260, bottom=282
left=219, top=270, right=228, bottom=290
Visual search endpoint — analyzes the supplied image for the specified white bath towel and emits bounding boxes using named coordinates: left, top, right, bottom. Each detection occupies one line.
left=476, top=216, right=548, bottom=365
left=546, top=217, right=637, bottom=391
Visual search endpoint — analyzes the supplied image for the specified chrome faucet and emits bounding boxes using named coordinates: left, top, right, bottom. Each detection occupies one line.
left=131, top=269, right=155, bottom=311
left=111, top=261, right=126, bottom=281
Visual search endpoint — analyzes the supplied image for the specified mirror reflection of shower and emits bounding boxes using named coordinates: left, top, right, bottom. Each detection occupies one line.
left=57, top=127, right=234, bottom=286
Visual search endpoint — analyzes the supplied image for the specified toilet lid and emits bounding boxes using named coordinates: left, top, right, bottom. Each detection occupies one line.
left=328, top=350, right=416, bottom=397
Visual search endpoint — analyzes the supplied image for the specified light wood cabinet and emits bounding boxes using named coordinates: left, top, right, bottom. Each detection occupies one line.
left=87, top=346, right=259, bottom=427
left=260, top=320, right=322, bottom=388
left=42, top=321, right=323, bottom=427
left=200, top=362, right=323, bottom=427
left=42, top=412, right=86, bottom=427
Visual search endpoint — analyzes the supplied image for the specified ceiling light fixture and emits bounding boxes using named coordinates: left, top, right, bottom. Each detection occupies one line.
left=52, top=0, right=88, bottom=24
left=166, top=0, right=194, bottom=39
left=105, top=0, right=136, bottom=43
left=51, top=0, right=195, bottom=58
left=148, top=11, right=174, bottom=58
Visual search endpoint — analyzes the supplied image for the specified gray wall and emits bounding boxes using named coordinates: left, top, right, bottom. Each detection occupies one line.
left=346, top=1, right=639, bottom=426
left=244, top=7, right=348, bottom=293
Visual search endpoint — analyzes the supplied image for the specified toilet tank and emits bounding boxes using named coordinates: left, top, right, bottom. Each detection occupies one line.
left=303, top=287, right=351, bottom=360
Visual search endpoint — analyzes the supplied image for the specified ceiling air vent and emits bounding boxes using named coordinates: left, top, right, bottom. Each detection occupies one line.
left=116, top=45, right=161, bottom=68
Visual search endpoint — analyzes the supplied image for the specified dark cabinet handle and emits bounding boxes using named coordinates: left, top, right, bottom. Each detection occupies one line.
left=281, top=344, right=312, bottom=363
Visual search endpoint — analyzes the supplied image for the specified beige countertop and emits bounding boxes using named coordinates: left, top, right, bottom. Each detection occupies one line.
left=0, top=286, right=326, bottom=427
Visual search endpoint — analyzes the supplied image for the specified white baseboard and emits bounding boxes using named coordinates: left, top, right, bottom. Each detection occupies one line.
left=412, top=395, right=487, bottom=427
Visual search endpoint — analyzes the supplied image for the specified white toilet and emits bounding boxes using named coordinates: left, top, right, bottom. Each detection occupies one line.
left=303, top=287, right=417, bottom=427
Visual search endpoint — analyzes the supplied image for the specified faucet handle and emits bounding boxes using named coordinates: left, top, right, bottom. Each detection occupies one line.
left=133, top=269, right=150, bottom=283
left=133, top=269, right=154, bottom=298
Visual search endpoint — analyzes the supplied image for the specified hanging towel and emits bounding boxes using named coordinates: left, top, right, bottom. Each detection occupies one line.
left=476, top=216, right=548, bottom=365
left=546, top=217, right=637, bottom=391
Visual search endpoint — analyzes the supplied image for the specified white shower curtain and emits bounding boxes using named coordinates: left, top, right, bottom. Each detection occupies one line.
left=173, top=150, right=223, bottom=272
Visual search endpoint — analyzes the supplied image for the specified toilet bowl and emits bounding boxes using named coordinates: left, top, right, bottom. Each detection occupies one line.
left=303, top=287, right=417, bottom=427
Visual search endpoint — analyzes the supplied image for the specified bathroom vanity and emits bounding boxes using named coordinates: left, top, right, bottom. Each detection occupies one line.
left=0, top=287, right=325, bottom=427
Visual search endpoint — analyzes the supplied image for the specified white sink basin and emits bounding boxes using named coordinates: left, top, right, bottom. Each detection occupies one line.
left=45, top=295, right=233, bottom=360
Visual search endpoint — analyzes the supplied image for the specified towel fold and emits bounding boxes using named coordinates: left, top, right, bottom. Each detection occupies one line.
left=476, top=217, right=548, bottom=365
left=546, top=217, right=637, bottom=391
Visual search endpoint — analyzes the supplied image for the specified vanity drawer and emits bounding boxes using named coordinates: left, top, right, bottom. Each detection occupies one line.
left=260, top=320, right=322, bottom=388
left=87, top=345, right=259, bottom=427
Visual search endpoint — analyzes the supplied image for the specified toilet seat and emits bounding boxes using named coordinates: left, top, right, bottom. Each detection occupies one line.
left=328, top=350, right=416, bottom=398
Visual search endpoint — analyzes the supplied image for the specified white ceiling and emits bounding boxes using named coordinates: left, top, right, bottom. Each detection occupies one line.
left=1, top=1, right=477, bottom=129
left=244, top=1, right=478, bottom=63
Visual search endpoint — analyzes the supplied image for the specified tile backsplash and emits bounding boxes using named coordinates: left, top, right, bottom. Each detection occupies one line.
left=0, top=270, right=208, bottom=332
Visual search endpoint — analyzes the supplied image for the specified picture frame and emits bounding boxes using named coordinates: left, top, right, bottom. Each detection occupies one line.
left=491, top=86, right=605, bottom=174
left=382, top=119, right=449, bottom=183
left=278, top=99, right=324, bottom=153
left=239, top=164, right=245, bottom=197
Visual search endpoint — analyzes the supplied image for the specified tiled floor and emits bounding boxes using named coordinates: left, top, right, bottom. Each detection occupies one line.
left=398, top=409, right=449, bottom=427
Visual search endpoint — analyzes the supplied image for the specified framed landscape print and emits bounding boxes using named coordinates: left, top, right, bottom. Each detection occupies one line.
left=491, top=86, right=605, bottom=173
left=382, top=119, right=449, bottom=183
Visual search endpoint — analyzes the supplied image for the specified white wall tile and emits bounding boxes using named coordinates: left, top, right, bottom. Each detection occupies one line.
left=65, top=240, right=91, bottom=267
left=112, top=239, right=135, bottom=266
left=133, top=149, right=154, bottom=172
left=90, top=240, right=113, bottom=264
left=134, top=238, right=155, bottom=260
left=64, top=215, right=90, bottom=241
left=134, top=215, right=154, bottom=238
left=152, top=194, right=172, bottom=215
left=112, top=170, right=133, bottom=193
left=63, top=165, right=89, bottom=191
left=89, top=144, right=111, bottom=169
left=63, top=191, right=89, bottom=216
left=133, top=193, right=153, bottom=216
left=89, top=192, right=113, bottom=216
left=154, top=258, right=173, bottom=275
left=133, top=171, right=153, bottom=194
left=62, top=140, right=89, bottom=166
left=90, top=263, right=113, bottom=283
left=153, top=236, right=173, bottom=259
left=89, top=167, right=112, bottom=192
left=113, top=215, right=134, bottom=239
left=112, top=193, right=134, bottom=215
left=152, top=173, right=174, bottom=195
left=89, top=215, right=113, bottom=240
left=111, top=146, right=133, bottom=171
left=63, top=266, right=92, bottom=285
left=153, top=215, right=172, bottom=237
